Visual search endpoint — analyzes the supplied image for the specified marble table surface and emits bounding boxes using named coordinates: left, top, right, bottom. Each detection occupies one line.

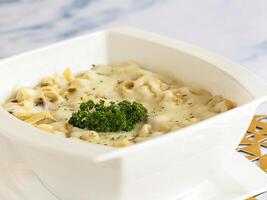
left=0, top=0, right=267, bottom=199
left=1, top=0, right=267, bottom=82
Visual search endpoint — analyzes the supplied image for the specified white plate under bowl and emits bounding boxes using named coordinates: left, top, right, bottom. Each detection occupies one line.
left=1, top=135, right=266, bottom=200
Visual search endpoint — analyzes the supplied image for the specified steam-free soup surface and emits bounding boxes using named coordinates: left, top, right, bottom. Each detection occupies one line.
left=3, top=62, right=236, bottom=147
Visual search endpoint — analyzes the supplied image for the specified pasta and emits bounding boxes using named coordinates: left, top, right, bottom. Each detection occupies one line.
left=3, top=62, right=236, bottom=147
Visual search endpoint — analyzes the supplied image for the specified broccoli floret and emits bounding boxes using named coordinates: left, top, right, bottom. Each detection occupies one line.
left=68, top=99, right=148, bottom=132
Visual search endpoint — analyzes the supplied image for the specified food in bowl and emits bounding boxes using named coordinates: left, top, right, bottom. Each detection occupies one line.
left=3, top=62, right=236, bottom=147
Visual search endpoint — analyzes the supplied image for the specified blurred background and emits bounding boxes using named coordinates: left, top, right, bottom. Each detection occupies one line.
left=0, top=0, right=267, bottom=81
left=0, top=1, right=267, bottom=199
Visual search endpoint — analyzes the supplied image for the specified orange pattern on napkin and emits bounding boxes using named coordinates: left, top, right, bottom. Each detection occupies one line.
left=236, top=115, right=267, bottom=200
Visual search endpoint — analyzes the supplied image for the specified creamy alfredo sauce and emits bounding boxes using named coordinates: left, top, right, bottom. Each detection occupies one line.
left=3, top=62, right=236, bottom=147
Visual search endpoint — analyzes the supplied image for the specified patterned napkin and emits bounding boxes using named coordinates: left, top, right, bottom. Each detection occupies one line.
left=237, top=115, right=267, bottom=199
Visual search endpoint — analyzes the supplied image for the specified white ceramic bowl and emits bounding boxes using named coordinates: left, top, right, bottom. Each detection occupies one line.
left=0, top=28, right=267, bottom=200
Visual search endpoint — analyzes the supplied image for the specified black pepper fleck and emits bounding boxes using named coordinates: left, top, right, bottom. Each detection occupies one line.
left=35, top=98, right=45, bottom=107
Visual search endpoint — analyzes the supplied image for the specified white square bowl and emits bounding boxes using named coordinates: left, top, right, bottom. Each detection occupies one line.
left=0, top=28, right=267, bottom=200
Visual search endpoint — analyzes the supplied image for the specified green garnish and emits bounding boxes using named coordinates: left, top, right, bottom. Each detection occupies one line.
left=68, top=100, right=148, bottom=132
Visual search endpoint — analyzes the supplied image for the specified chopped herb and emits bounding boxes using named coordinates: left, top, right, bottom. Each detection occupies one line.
left=68, top=99, right=148, bottom=132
